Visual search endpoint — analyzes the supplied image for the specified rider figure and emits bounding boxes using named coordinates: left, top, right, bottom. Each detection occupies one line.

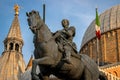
left=53, top=19, right=77, bottom=63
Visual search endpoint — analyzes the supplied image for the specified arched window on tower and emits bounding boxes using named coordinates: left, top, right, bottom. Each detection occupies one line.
left=15, top=43, right=19, bottom=52
left=5, top=44, right=7, bottom=51
left=113, top=71, right=118, bottom=76
left=9, top=43, right=13, bottom=50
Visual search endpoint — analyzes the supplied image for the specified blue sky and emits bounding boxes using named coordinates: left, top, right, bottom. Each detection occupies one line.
left=0, top=0, right=120, bottom=64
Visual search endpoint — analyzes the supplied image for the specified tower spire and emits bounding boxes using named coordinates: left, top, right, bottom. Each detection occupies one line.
left=14, top=4, right=20, bottom=15
left=0, top=4, right=26, bottom=80
left=4, top=4, right=23, bottom=52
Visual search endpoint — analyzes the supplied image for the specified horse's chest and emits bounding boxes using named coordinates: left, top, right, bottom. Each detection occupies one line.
left=35, top=42, right=46, bottom=50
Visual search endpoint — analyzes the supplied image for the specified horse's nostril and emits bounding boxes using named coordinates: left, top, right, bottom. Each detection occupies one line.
left=29, top=26, right=33, bottom=29
left=33, top=26, right=36, bottom=28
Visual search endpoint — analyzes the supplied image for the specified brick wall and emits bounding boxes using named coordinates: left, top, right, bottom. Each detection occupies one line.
left=80, top=29, right=120, bottom=65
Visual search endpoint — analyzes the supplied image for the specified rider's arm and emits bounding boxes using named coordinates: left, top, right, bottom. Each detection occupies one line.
left=67, top=26, right=76, bottom=37
left=63, top=27, right=74, bottom=37
left=52, top=30, right=62, bottom=39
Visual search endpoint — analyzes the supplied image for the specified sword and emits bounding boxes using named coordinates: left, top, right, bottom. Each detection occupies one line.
left=60, top=35, right=78, bottom=53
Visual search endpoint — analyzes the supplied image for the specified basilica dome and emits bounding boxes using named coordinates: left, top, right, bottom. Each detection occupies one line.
left=80, top=4, right=120, bottom=65
left=81, top=5, right=120, bottom=48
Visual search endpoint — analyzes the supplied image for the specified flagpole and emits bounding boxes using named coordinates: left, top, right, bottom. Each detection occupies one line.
left=95, top=7, right=101, bottom=66
left=97, top=38, right=100, bottom=66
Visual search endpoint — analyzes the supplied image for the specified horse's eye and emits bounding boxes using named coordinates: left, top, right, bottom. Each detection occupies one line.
left=29, top=12, right=32, bottom=15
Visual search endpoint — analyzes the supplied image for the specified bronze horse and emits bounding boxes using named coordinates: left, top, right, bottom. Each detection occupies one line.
left=26, top=10, right=107, bottom=80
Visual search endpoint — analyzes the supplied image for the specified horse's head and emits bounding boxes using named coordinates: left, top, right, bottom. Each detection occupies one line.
left=26, top=10, right=43, bottom=34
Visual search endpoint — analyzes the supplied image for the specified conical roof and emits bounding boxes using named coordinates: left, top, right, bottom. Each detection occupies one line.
left=4, top=4, right=23, bottom=44
left=6, top=15, right=23, bottom=41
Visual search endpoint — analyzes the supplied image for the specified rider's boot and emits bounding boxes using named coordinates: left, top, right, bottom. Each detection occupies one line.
left=63, top=52, right=71, bottom=64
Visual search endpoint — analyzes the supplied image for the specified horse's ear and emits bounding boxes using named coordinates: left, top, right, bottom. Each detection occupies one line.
left=26, top=12, right=29, bottom=17
left=37, top=11, right=39, bottom=15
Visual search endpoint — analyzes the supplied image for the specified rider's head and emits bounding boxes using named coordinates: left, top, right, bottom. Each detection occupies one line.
left=61, top=19, right=69, bottom=29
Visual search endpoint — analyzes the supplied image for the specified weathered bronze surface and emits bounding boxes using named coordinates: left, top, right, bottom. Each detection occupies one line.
left=26, top=10, right=107, bottom=80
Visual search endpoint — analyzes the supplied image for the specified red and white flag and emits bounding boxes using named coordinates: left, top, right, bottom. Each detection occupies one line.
left=95, top=8, right=101, bottom=40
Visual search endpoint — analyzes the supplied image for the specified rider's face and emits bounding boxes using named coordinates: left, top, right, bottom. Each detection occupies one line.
left=62, top=20, right=69, bottom=28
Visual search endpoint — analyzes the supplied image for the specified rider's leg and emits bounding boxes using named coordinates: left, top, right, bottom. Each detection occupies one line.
left=57, top=42, right=64, bottom=52
left=66, top=50, right=71, bottom=61
left=63, top=45, right=71, bottom=63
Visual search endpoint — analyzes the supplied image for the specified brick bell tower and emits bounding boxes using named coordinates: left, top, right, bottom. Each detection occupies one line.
left=0, top=4, right=26, bottom=80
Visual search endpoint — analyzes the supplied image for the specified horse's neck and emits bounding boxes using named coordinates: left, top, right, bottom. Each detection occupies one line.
left=36, top=23, right=52, bottom=43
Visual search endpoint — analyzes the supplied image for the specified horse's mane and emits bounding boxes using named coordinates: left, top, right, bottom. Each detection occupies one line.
left=34, top=11, right=53, bottom=42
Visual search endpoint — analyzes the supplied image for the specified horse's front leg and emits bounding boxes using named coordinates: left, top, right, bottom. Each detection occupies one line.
left=34, top=56, right=55, bottom=65
left=31, top=59, right=42, bottom=80
left=31, top=56, right=55, bottom=80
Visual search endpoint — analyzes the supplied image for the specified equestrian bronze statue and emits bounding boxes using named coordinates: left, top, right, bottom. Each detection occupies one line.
left=26, top=10, right=107, bottom=80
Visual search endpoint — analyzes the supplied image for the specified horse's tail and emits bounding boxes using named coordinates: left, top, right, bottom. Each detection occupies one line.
left=99, top=71, right=108, bottom=80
